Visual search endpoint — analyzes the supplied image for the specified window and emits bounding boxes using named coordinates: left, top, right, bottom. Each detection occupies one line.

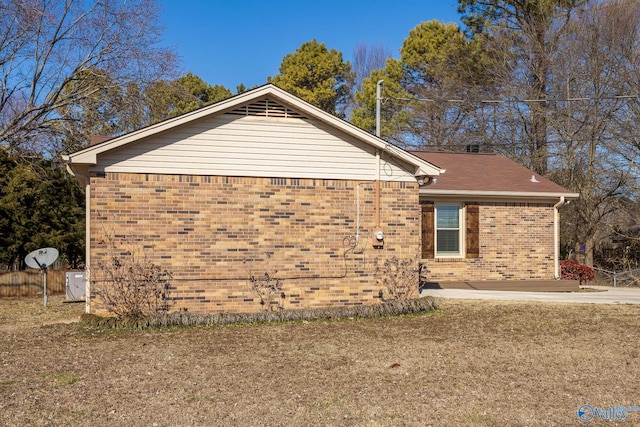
left=435, top=204, right=462, bottom=257
left=421, top=201, right=480, bottom=259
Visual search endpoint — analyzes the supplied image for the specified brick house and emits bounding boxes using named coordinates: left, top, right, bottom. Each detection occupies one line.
left=63, top=84, right=577, bottom=314
left=411, top=152, right=578, bottom=283
left=63, top=84, right=443, bottom=314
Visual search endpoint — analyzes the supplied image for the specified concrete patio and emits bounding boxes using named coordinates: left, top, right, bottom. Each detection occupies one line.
left=421, top=280, right=579, bottom=292
left=420, top=285, right=640, bottom=304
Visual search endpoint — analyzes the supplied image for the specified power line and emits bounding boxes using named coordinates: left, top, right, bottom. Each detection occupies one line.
left=386, top=94, right=640, bottom=104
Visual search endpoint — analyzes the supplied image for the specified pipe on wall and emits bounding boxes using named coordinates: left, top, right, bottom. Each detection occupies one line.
left=375, top=79, right=383, bottom=231
left=553, top=196, right=566, bottom=279
left=375, top=150, right=381, bottom=228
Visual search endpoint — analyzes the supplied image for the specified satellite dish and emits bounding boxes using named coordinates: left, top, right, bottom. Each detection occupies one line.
left=25, top=247, right=59, bottom=270
left=25, top=248, right=59, bottom=308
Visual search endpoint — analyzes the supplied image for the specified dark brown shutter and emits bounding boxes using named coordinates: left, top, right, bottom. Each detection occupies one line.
left=421, top=202, right=434, bottom=259
left=466, top=203, right=480, bottom=258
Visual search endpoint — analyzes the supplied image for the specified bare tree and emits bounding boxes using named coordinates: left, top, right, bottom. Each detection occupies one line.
left=457, top=1, right=640, bottom=266
left=460, top=0, right=585, bottom=174
left=352, top=43, right=392, bottom=90
left=547, top=0, right=640, bottom=266
left=343, top=43, right=393, bottom=119
left=0, top=0, right=177, bottom=157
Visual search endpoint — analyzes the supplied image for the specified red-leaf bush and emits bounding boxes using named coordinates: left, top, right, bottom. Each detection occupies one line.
left=560, top=259, right=596, bottom=285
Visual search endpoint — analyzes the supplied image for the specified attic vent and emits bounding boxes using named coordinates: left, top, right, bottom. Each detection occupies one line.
left=227, top=99, right=307, bottom=119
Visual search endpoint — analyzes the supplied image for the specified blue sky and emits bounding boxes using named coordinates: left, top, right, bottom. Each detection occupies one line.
left=159, top=1, right=461, bottom=92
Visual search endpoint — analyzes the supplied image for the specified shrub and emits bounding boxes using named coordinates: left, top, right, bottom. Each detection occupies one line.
left=248, top=271, right=284, bottom=311
left=92, top=234, right=173, bottom=318
left=244, top=254, right=284, bottom=311
left=561, top=259, right=596, bottom=285
left=81, top=296, right=440, bottom=329
left=375, top=256, right=426, bottom=301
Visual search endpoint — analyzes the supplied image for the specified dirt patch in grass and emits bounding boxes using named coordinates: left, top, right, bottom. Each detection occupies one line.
left=0, top=295, right=84, bottom=332
left=1, top=296, right=639, bottom=426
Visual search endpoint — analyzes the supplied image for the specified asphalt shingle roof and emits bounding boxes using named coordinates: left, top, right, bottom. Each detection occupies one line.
left=410, top=151, right=573, bottom=195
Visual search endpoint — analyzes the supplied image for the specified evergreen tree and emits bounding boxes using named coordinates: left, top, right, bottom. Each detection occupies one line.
left=0, top=152, right=84, bottom=270
left=351, top=21, right=492, bottom=149
left=145, top=73, right=232, bottom=123
left=269, top=40, right=353, bottom=117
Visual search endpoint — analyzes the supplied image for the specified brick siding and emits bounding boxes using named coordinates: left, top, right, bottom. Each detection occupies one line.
left=423, top=202, right=555, bottom=281
left=89, top=173, right=420, bottom=314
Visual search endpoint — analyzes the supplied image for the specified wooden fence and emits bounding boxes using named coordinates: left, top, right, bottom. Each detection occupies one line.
left=0, top=270, right=68, bottom=297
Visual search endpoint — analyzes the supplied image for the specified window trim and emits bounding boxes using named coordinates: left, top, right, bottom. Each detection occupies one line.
left=434, top=203, right=465, bottom=258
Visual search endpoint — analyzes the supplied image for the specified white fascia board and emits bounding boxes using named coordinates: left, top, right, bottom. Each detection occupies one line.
left=420, top=189, right=581, bottom=200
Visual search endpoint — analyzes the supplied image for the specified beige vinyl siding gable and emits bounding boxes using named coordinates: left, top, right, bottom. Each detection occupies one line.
left=94, top=114, right=417, bottom=181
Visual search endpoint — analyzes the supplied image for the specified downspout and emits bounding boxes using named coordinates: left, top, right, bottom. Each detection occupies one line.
left=66, top=164, right=91, bottom=313
left=554, top=196, right=566, bottom=279
left=83, top=177, right=91, bottom=313
left=375, top=150, right=381, bottom=228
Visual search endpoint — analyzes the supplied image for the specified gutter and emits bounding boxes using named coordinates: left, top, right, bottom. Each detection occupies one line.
left=554, top=196, right=566, bottom=279
left=420, top=189, right=580, bottom=199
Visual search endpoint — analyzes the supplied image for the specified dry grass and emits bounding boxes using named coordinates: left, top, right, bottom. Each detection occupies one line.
left=1, top=295, right=639, bottom=426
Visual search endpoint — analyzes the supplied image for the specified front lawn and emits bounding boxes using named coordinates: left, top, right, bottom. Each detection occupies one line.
left=1, top=295, right=638, bottom=426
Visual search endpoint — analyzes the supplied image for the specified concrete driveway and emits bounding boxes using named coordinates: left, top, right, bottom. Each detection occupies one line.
left=420, top=285, right=640, bottom=305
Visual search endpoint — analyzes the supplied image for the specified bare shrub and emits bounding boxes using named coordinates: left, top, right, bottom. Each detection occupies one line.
left=92, top=234, right=173, bottom=318
left=244, top=253, right=285, bottom=311
left=80, top=297, right=440, bottom=329
left=375, top=256, right=425, bottom=301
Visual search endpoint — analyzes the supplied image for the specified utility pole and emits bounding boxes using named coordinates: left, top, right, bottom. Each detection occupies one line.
left=376, top=80, right=383, bottom=138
